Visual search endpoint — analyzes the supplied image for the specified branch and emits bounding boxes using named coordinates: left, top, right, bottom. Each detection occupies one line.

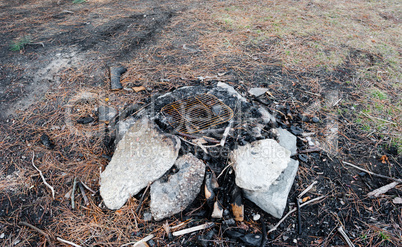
left=342, top=161, right=402, bottom=183
left=31, top=152, right=55, bottom=199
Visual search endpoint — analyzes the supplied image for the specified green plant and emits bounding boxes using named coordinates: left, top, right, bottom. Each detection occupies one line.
left=10, top=36, right=31, bottom=51
left=73, top=0, right=86, bottom=3
left=371, top=89, right=387, bottom=100
left=379, top=231, right=390, bottom=241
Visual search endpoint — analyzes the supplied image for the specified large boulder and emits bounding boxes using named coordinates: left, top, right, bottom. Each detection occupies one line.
left=150, top=154, right=206, bottom=221
left=100, top=117, right=180, bottom=210
left=230, top=139, right=291, bottom=192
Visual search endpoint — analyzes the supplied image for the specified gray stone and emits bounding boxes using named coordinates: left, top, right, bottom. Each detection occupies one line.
left=248, top=87, right=268, bottom=97
left=100, top=117, right=180, bottom=210
left=230, top=139, right=291, bottom=192
left=276, top=128, right=297, bottom=156
left=214, top=82, right=248, bottom=102
left=258, top=107, right=276, bottom=125
left=150, top=154, right=205, bottom=221
left=98, top=106, right=117, bottom=122
left=243, top=159, right=299, bottom=218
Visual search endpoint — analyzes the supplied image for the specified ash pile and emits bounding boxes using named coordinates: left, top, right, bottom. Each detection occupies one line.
left=100, top=82, right=304, bottom=238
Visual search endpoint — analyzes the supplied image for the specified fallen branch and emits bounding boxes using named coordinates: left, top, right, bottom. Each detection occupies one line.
left=56, top=237, right=82, bottom=247
left=337, top=226, right=355, bottom=247
left=19, top=221, right=52, bottom=244
left=172, top=222, right=215, bottom=236
left=367, top=182, right=399, bottom=197
left=342, top=161, right=402, bottom=183
left=31, top=152, right=55, bottom=199
left=268, top=196, right=325, bottom=233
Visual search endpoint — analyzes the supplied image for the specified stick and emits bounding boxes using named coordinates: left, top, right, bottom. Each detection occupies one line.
left=121, top=234, right=155, bottom=247
left=342, top=161, right=402, bottom=183
left=56, top=237, right=82, bottom=247
left=31, top=152, right=55, bottom=199
left=337, top=226, right=355, bottom=247
left=268, top=196, right=325, bottom=233
left=298, top=181, right=318, bottom=199
left=220, top=120, right=233, bottom=147
left=19, top=221, right=52, bottom=243
left=172, top=222, right=215, bottom=236
left=367, top=182, right=399, bottom=197
left=78, top=182, right=89, bottom=205
left=298, top=147, right=322, bottom=154
left=80, top=181, right=96, bottom=194
left=71, top=177, right=77, bottom=209
left=296, top=181, right=317, bottom=235
left=136, top=182, right=151, bottom=214
left=297, top=198, right=302, bottom=235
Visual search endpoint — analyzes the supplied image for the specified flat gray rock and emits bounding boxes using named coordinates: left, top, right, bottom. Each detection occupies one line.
left=230, top=139, right=291, bottom=192
left=244, top=159, right=299, bottom=218
left=276, top=128, right=297, bottom=156
left=150, top=154, right=205, bottom=221
left=248, top=87, right=268, bottom=97
left=100, top=117, right=180, bottom=210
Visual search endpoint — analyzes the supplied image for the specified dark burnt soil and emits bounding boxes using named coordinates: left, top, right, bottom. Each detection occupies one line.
left=0, top=0, right=401, bottom=246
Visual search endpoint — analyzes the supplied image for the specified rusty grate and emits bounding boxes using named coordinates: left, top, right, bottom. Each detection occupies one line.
left=161, top=94, right=234, bottom=134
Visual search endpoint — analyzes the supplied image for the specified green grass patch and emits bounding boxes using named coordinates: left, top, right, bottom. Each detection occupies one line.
left=10, top=36, right=31, bottom=51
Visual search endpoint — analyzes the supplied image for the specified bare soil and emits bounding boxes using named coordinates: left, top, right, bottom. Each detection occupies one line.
left=0, top=0, right=401, bottom=246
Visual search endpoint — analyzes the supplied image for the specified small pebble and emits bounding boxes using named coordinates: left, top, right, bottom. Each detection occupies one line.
left=312, top=117, right=320, bottom=123
left=143, top=212, right=152, bottom=221
left=252, top=213, right=261, bottom=221
left=298, top=154, right=308, bottom=163
left=0, top=233, right=4, bottom=239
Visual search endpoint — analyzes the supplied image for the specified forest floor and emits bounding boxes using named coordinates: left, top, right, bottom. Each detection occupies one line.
left=0, top=0, right=401, bottom=246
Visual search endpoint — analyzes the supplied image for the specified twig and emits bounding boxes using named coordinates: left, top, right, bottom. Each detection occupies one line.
left=31, top=152, right=55, bottom=199
left=337, top=226, right=355, bottom=247
left=361, top=112, right=397, bottom=125
left=342, top=161, right=402, bottom=183
left=367, top=182, right=399, bottom=197
left=71, top=177, right=77, bottom=209
left=296, top=198, right=302, bottom=235
left=136, top=182, right=152, bottom=214
left=296, top=181, right=317, bottom=235
left=220, top=120, right=233, bottom=146
left=172, top=222, right=215, bottom=236
left=268, top=196, right=325, bottom=233
left=298, top=147, right=322, bottom=154
left=298, top=181, right=318, bottom=199
left=56, top=237, right=82, bottom=247
left=19, top=221, right=52, bottom=244
left=78, top=182, right=89, bottom=205
left=121, top=234, right=154, bottom=247
left=80, top=181, right=96, bottom=194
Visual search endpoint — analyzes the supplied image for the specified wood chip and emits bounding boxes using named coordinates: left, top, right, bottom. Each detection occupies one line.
left=133, top=86, right=146, bottom=92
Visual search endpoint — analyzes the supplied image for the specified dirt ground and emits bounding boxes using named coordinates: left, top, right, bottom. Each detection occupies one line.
left=0, top=0, right=401, bottom=246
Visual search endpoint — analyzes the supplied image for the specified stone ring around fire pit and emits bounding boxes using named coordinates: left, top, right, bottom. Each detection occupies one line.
left=100, top=82, right=299, bottom=221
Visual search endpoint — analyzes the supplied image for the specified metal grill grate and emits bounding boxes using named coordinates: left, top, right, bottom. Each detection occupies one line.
left=161, top=94, right=234, bottom=134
